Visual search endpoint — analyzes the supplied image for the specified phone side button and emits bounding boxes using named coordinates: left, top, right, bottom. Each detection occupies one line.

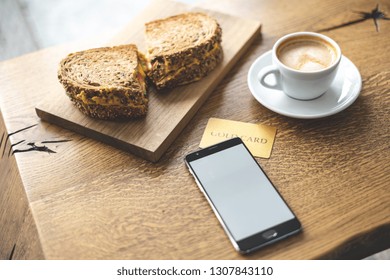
left=262, top=229, right=278, bottom=239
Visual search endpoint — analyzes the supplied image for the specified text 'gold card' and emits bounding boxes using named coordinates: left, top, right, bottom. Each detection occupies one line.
left=199, top=118, right=277, bottom=158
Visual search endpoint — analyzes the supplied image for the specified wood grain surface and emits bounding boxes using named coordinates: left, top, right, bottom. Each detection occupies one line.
left=0, top=0, right=389, bottom=259
left=35, top=2, right=261, bottom=162
left=0, top=113, right=44, bottom=259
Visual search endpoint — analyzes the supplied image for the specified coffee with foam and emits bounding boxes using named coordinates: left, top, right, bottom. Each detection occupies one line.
left=277, top=36, right=337, bottom=72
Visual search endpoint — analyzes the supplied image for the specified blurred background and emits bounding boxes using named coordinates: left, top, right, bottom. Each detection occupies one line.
left=0, top=0, right=195, bottom=61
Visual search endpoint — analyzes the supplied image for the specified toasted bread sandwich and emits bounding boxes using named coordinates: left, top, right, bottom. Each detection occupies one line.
left=145, top=12, right=223, bottom=90
left=58, top=44, right=148, bottom=120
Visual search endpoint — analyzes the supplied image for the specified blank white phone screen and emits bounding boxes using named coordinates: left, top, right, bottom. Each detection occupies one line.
left=189, top=144, right=294, bottom=241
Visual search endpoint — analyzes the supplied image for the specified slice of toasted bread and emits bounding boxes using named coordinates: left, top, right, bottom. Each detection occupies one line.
left=58, top=44, right=148, bottom=120
left=145, top=12, right=223, bottom=90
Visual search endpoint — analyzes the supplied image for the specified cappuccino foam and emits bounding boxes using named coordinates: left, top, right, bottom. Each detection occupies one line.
left=277, top=36, right=337, bottom=71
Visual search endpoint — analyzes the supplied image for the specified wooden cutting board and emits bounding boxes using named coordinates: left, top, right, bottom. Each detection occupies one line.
left=35, top=0, right=261, bottom=162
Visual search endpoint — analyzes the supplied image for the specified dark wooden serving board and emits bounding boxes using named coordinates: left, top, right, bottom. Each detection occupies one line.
left=35, top=0, right=261, bottom=162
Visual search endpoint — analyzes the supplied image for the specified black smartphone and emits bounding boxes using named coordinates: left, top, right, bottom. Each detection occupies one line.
left=185, top=137, right=301, bottom=254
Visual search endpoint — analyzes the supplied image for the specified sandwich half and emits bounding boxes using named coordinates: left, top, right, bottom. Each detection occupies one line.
left=58, top=44, right=148, bottom=120
left=145, top=12, right=223, bottom=90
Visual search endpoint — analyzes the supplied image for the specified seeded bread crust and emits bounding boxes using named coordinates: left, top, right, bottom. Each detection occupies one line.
left=58, top=44, right=148, bottom=120
left=72, top=100, right=147, bottom=120
left=145, top=12, right=223, bottom=90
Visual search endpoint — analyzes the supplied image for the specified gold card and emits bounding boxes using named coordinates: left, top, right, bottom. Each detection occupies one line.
left=199, top=118, right=277, bottom=158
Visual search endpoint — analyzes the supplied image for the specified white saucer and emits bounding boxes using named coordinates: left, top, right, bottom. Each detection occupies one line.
left=247, top=51, right=362, bottom=119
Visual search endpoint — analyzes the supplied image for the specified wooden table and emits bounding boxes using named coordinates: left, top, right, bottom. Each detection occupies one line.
left=1, top=0, right=389, bottom=259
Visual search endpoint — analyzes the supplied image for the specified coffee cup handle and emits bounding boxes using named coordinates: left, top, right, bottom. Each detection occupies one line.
left=258, top=65, right=282, bottom=91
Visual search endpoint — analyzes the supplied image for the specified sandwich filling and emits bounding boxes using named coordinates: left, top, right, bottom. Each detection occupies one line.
left=151, top=42, right=222, bottom=85
left=73, top=55, right=148, bottom=107
left=58, top=44, right=149, bottom=120
left=145, top=12, right=223, bottom=90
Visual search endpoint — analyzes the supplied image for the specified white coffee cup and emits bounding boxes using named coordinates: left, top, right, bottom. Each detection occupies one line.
left=258, top=32, right=342, bottom=100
